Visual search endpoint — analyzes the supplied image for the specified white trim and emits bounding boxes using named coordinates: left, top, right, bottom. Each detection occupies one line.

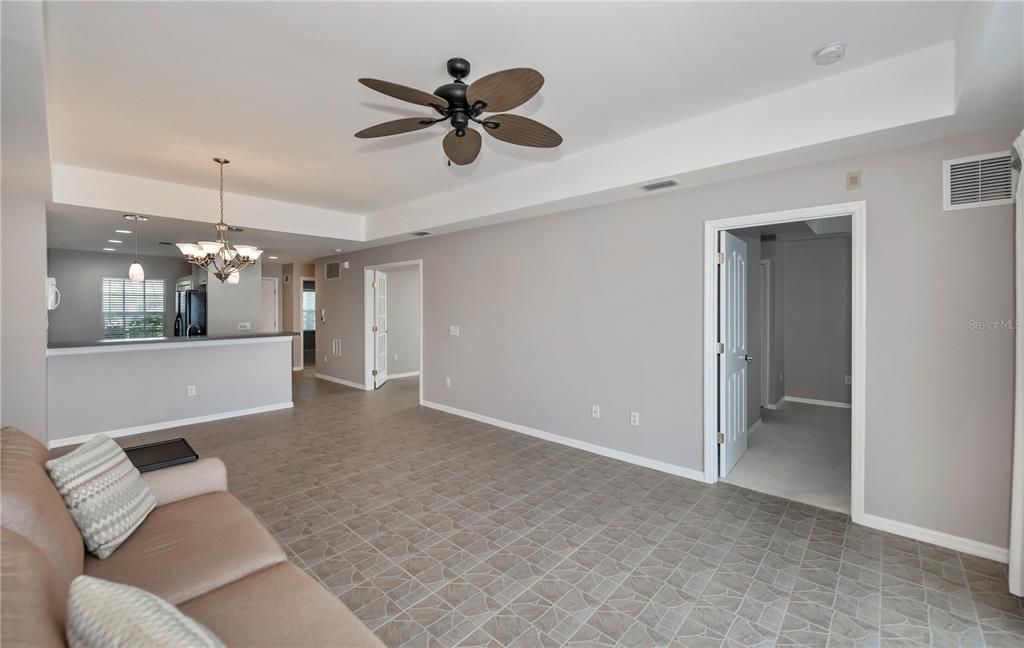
left=421, top=400, right=706, bottom=483
left=763, top=398, right=784, bottom=411
left=1010, top=129, right=1024, bottom=595
left=860, top=512, right=1008, bottom=564
left=314, top=372, right=370, bottom=391
left=783, top=395, right=852, bottom=409
left=942, top=150, right=1017, bottom=211
left=703, top=201, right=867, bottom=527
left=389, top=371, right=420, bottom=379
left=363, top=259, right=423, bottom=404
left=747, top=419, right=763, bottom=436
left=46, top=402, right=294, bottom=449
left=47, top=335, right=295, bottom=356
left=759, top=259, right=771, bottom=409
left=292, top=365, right=304, bottom=372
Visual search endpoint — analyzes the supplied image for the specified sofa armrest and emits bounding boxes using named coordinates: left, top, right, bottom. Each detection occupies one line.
left=141, top=457, right=228, bottom=507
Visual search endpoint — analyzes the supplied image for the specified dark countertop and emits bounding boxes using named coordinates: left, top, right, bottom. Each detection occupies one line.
left=48, top=331, right=299, bottom=350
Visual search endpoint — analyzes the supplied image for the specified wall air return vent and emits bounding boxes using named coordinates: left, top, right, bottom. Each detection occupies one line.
left=639, top=179, right=679, bottom=192
left=325, top=261, right=341, bottom=280
left=943, top=151, right=1016, bottom=211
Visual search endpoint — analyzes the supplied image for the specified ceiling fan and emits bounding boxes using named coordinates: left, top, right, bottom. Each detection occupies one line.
left=355, top=58, right=562, bottom=166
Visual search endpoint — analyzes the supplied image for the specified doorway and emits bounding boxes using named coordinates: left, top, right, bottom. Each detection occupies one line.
left=363, top=260, right=423, bottom=397
left=703, top=201, right=866, bottom=519
left=260, top=277, right=280, bottom=333
left=302, top=278, right=315, bottom=366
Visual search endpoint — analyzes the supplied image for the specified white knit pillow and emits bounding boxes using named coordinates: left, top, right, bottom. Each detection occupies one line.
left=45, top=435, right=156, bottom=559
left=66, top=576, right=223, bottom=648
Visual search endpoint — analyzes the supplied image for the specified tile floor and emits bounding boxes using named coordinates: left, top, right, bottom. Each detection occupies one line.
left=129, top=371, right=1023, bottom=647
left=724, top=402, right=851, bottom=514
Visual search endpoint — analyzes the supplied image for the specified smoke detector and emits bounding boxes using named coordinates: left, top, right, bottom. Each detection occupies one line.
left=814, top=42, right=846, bottom=66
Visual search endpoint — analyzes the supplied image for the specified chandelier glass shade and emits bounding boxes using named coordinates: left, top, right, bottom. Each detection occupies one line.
left=176, top=158, right=263, bottom=283
left=125, top=214, right=148, bottom=283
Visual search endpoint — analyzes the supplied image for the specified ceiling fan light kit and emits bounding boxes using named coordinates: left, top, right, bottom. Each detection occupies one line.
left=356, top=57, right=562, bottom=165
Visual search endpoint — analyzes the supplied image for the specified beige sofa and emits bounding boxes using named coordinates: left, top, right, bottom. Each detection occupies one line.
left=0, top=427, right=384, bottom=648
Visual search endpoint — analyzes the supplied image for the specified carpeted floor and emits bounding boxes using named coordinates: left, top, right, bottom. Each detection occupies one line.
left=723, top=401, right=851, bottom=514
left=118, top=371, right=1023, bottom=647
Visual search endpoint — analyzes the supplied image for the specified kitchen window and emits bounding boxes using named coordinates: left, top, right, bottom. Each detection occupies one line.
left=102, top=277, right=166, bottom=339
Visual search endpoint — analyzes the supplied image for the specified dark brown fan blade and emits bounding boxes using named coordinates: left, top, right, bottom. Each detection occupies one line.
left=466, top=68, right=544, bottom=112
left=485, top=114, right=562, bottom=148
left=359, top=78, right=448, bottom=109
left=442, top=128, right=482, bottom=165
left=355, top=117, right=436, bottom=139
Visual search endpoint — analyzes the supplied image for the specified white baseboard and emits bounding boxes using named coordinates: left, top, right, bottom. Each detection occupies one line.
left=420, top=400, right=706, bottom=483
left=748, top=419, right=763, bottom=435
left=292, top=365, right=304, bottom=372
left=763, top=398, right=784, bottom=410
left=314, top=372, right=370, bottom=390
left=47, top=402, right=294, bottom=449
left=784, top=395, right=851, bottom=409
left=389, top=371, right=421, bottom=379
left=859, top=512, right=1008, bottom=563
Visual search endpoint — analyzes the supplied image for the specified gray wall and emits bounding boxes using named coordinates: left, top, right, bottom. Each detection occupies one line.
left=386, top=266, right=420, bottom=375
left=47, top=337, right=293, bottom=442
left=316, top=130, right=1017, bottom=549
left=782, top=236, right=853, bottom=404
left=204, top=259, right=263, bottom=336
left=46, top=249, right=192, bottom=343
left=1, top=2, right=51, bottom=442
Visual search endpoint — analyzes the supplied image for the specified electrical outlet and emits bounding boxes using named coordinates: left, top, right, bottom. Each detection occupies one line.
left=445, top=377, right=451, bottom=388
left=394, top=354, right=399, bottom=362
left=238, top=321, right=252, bottom=331
left=592, top=405, right=601, bottom=419
left=630, top=411, right=640, bottom=426
left=187, top=385, right=197, bottom=397
left=844, top=375, right=852, bottom=385
left=323, top=355, right=327, bottom=362
left=449, top=325, right=460, bottom=336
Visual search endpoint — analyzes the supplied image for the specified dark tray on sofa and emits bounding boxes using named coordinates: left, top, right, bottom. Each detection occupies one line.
left=124, top=438, right=198, bottom=473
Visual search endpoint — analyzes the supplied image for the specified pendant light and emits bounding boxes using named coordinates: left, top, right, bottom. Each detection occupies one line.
left=176, top=158, right=263, bottom=283
left=124, top=214, right=149, bottom=282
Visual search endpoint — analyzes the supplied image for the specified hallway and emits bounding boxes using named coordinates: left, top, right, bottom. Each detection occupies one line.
left=723, top=401, right=851, bottom=513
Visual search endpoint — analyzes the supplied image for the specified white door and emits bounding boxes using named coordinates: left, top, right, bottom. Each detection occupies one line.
left=719, top=231, right=750, bottom=478
left=373, top=270, right=388, bottom=388
left=260, top=278, right=278, bottom=332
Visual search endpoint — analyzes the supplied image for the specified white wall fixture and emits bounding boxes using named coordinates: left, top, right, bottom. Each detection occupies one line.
left=943, top=151, right=1016, bottom=211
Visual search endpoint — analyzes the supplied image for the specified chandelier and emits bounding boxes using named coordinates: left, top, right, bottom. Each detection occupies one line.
left=176, top=158, right=263, bottom=283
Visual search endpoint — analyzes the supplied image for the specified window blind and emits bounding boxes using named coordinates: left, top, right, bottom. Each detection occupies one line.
left=102, top=277, right=166, bottom=339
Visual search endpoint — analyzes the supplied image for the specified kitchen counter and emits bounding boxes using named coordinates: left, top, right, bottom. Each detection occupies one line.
left=48, top=332, right=298, bottom=354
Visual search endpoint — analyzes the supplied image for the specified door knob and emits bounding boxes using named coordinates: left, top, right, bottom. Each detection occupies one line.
left=743, top=354, right=753, bottom=363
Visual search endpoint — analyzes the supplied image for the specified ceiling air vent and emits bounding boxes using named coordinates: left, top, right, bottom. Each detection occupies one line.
left=325, top=261, right=341, bottom=280
left=410, top=231, right=433, bottom=237
left=944, top=151, right=1016, bottom=211
left=639, top=179, right=679, bottom=192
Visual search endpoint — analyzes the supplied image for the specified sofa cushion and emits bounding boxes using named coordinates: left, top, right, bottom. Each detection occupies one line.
left=0, top=427, right=85, bottom=588
left=179, top=562, right=385, bottom=648
left=45, top=435, right=157, bottom=559
left=84, top=491, right=285, bottom=605
left=67, top=575, right=223, bottom=648
left=0, top=529, right=68, bottom=648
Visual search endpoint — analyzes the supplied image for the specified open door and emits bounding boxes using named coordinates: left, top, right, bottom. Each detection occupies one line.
left=373, top=270, right=388, bottom=389
left=719, top=231, right=750, bottom=478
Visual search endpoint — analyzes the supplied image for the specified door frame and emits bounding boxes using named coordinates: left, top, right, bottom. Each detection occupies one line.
left=261, top=277, right=281, bottom=333
left=301, top=276, right=316, bottom=361
left=702, top=200, right=867, bottom=523
left=363, top=260, right=423, bottom=404
left=759, top=259, right=771, bottom=409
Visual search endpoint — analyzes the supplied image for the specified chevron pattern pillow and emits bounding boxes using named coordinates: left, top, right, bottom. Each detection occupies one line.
left=67, top=575, right=223, bottom=648
left=45, top=435, right=156, bottom=559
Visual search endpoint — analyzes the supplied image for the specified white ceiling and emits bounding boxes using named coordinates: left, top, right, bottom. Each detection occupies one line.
left=46, top=203, right=363, bottom=265
left=44, top=1, right=965, bottom=216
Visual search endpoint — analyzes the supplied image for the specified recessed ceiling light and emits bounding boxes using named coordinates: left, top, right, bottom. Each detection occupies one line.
left=268, top=256, right=279, bottom=260
left=115, top=229, right=132, bottom=234
left=334, top=249, right=342, bottom=252
left=102, top=247, right=116, bottom=252
left=814, top=41, right=846, bottom=66
left=107, top=239, right=123, bottom=244
left=123, top=214, right=149, bottom=222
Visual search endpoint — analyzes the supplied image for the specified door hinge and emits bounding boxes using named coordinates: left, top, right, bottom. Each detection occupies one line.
left=716, top=342, right=725, bottom=354
left=372, top=281, right=377, bottom=288
left=372, top=325, right=378, bottom=332
left=716, top=252, right=726, bottom=264
left=372, top=369, right=378, bottom=376
left=716, top=432, right=725, bottom=444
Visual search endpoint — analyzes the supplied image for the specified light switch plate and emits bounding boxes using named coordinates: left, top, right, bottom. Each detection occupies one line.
left=449, top=325, right=460, bottom=336
left=630, top=412, right=640, bottom=426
